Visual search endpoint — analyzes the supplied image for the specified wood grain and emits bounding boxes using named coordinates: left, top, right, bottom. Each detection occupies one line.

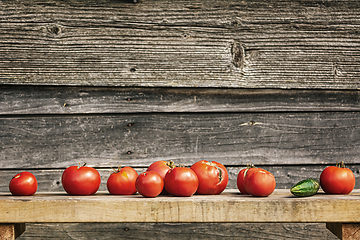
left=17, top=223, right=338, bottom=240
left=0, top=224, right=25, bottom=240
left=1, top=189, right=360, bottom=223
left=1, top=112, right=360, bottom=168
left=1, top=0, right=360, bottom=89
left=2, top=86, right=360, bottom=115
left=327, top=223, right=360, bottom=240
left=1, top=0, right=359, bottom=239
left=342, top=224, right=360, bottom=240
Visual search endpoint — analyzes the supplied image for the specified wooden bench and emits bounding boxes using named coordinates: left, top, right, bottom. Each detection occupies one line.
left=1, top=190, right=359, bottom=240
left=2, top=0, right=360, bottom=239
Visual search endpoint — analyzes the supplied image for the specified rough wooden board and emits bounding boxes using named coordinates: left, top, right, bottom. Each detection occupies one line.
left=341, top=224, right=360, bottom=240
left=327, top=223, right=344, bottom=240
left=1, top=112, right=360, bottom=168
left=1, top=0, right=360, bottom=89
left=0, top=189, right=360, bottom=223
left=2, top=86, right=360, bottom=114
left=327, top=223, right=360, bottom=240
left=0, top=224, right=25, bottom=240
left=0, top=166, right=359, bottom=193
left=17, top=223, right=338, bottom=240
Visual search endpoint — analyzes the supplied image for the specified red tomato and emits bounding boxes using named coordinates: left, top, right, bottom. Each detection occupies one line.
left=147, top=160, right=175, bottom=195
left=9, top=172, right=38, bottom=196
left=190, top=160, right=228, bottom=195
left=237, top=168, right=249, bottom=195
left=107, top=166, right=138, bottom=195
left=320, top=162, right=355, bottom=194
left=244, top=168, right=276, bottom=197
left=147, top=160, right=175, bottom=180
left=135, top=171, right=164, bottom=198
left=164, top=167, right=199, bottom=197
left=62, top=164, right=101, bottom=195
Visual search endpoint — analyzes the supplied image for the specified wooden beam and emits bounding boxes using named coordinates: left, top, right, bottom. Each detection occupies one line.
left=1, top=190, right=360, bottom=223
left=0, top=224, right=26, bottom=240
left=21, top=222, right=339, bottom=240
left=327, top=223, right=360, bottom=240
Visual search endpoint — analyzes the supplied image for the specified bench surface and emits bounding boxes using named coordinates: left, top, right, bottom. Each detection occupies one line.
left=0, top=189, right=359, bottom=224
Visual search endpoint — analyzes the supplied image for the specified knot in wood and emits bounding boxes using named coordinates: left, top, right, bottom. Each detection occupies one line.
left=48, top=25, right=61, bottom=35
left=231, top=41, right=245, bottom=69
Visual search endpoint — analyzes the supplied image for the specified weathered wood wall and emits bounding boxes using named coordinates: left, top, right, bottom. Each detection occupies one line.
left=1, top=0, right=360, bottom=89
left=1, top=0, right=359, bottom=239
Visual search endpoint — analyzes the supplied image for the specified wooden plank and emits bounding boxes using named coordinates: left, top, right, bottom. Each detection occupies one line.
left=327, top=223, right=360, bottom=240
left=327, top=222, right=344, bottom=239
left=0, top=224, right=25, bottom=240
left=342, top=224, right=360, bottom=240
left=1, top=0, right=360, bottom=89
left=2, top=86, right=360, bottom=115
left=0, top=166, right=359, bottom=193
left=1, top=112, right=360, bottom=168
left=17, top=223, right=338, bottom=240
left=1, top=189, right=360, bottom=223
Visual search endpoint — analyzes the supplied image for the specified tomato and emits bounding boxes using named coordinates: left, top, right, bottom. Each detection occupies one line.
left=244, top=167, right=276, bottom=197
left=9, top=171, right=38, bottom=196
left=236, top=168, right=249, bottom=195
left=164, top=167, right=199, bottom=197
left=135, top=171, right=164, bottom=198
left=237, top=165, right=259, bottom=195
left=62, top=164, right=101, bottom=195
left=320, top=162, right=355, bottom=194
left=147, top=160, right=175, bottom=179
left=190, top=160, right=228, bottom=195
left=147, top=160, right=175, bottom=194
left=107, top=166, right=138, bottom=195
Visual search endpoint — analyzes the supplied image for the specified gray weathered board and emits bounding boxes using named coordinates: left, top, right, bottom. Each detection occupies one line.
left=14, top=223, right=339, bottom=240
left=1, top=86, right=358, bottom=240
left=1, top=86, right=360, bottom=170
left=1, top=0, right=360, bottom=239
left=1, top=0, right=360, bottom=89
left=1, top=111, right=360, bottom=167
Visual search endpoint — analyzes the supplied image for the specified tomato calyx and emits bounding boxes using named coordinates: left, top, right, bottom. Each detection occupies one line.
left=336, top=161, right=346, bottom=168
left=111, top=165, right=122, bottom=173
left=244, top=163, right=256, bottom=177
left=246, top=163, right=255, bottom=169
left=77, top=162, right=87, bottom=169
left=177, top=162, right=188, bottom=168
left=165, top=160, right=176, bottom=169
